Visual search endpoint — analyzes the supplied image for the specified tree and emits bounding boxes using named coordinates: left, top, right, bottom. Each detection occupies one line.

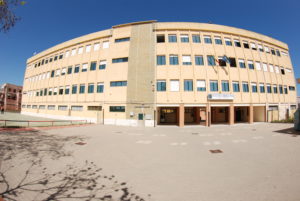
left=0, top=0, right=26, bottom=32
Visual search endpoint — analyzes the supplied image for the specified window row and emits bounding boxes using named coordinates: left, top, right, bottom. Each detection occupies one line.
left=22, top=105, right=125, bottom=112
left=156, top=34, right=288, bottom=57
left=156, top=79, right=294, bottom=94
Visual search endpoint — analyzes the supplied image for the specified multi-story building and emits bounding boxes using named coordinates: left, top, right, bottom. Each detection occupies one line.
left=0, top=83, right=23, bottom=112
left=21, top=21, right=297, bottom=127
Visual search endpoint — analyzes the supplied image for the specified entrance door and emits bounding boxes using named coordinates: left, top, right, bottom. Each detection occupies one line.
left=138, top=113, right=144, bottom=120
left=236, top=109, right=242, bottom=122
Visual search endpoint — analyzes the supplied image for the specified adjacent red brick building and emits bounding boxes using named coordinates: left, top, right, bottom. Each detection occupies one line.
left=0, top=83, right=23, bottom=112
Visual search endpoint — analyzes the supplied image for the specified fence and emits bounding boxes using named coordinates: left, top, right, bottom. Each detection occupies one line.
left=0, top=119, right=90, bottom=128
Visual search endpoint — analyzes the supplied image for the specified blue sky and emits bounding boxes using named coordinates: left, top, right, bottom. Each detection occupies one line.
left=0, top=0, right=299, bottom=94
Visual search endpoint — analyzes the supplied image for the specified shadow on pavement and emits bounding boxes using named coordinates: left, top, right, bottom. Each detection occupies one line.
left=273, top=127, right=300, bottom=137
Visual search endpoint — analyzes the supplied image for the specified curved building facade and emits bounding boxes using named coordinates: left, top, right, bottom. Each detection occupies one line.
left=21, top=21, right=297, bottom=127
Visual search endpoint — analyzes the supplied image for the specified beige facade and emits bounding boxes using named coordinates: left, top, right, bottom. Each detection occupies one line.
left=21, top=21, right=297, bottom=126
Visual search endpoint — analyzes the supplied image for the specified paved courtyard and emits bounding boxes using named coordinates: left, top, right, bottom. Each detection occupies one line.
left=1, top=123, right=300, bottom=201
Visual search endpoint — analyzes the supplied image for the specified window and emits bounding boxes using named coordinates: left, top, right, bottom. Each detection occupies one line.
left=103, top=41, right=109, bottom=49
left=280, top=67, right=285, bottom=75
left=234, top=40, right=241, bottom=47
left=78, top=47, right=83, bottom=54
left=242, top=82, right=249, bottom=92
left=273, top=85, right=278, bottom=93
left=74, top=65, right=80, bottom=73
left=157, top=80, right=166, bottom=91
left=170, top=80, right=179, bottom=92
left=196, top=80, right=206, bottom=91
left=112, top=57, right=128, bottom=63
left=39, top=105, right=45, bottom=110
left=289, top=86, right=295, bottom=91
left=168, top=34, right=177, bottom=42
left=180, top=34, right=189, bottom=43
left=79, top=84, right=85, bottom=94
left=210, top=80, right=218, bottom=92
left=279, top=85, right=283, bottom=94
left=54, top=56, right=58, bottom=61
left=156, top=35, right=165, bottom=43
left=250, top=43, right=257, bottom=50
left=232, top=81, right=240, bottom=92
left=267, top=84, right=272, bottom=93
left=284, top=86, right=288, bottom=94
left=59, top=54, right=63, bottom=59
left=225, top=38, right=232, bottom=46
left=88, top=106, right=102, bottom=111
left=251, top=83, right=257, bottom=93
left=48, top=88, right=52, bottom=96
left=281, top=51, right=288, bottom=56
left=49, top=58, right=53, bottom=62
left=258, top=44, right=264, bottom=52
left=58, top=105, right=68, bottom=111
left=229, top=57, right=236, bottom=67
left=275, top=66, right=279, bottom=74
left=97, top=83, right=104, bottom=93
left=48, top=105, right=55, bottom=110
left=53, top=87, right=58, bottom=95
left=32, top=105, right=38, bottom=109
left=207, top=55, right=216, bottom=66
left=88, top=83, right=94, bottom=93
left=110, top=81, right=127, bottom=87
left=109, top=106, right=125, bottom=112
left=67, top=66, right=72, bottom=74
left=56, top=69, right=61, bottom=76
left=65, top=51, right=70, bottom=58
left=99, top=60, right=107, bottom=69
left=157, top=55, right=166, bottom=65
left=82, top=63, right=88, bottom=72
left=94, top=43, right=100, bottom=51
left=39, top=89, right=43, bottom=96
left=276, top=50, right=281, bottom=56
left=169, top=55, right=179, bottom=65
left=262, top=63, right=268, bottom=72
left=248, top=60, right=254, bottom=69
left=259, top=83, right=265, bottom=93
left=71, top=106, right=83, bottom=111
left=204, top=35, right=212, bottom=44
left=182, top=55, right=192, bottom=65
left=243, top=41, right=249, bottom=49
left=265, top=46, right=270, bottom=53
left=192, top=35, right=201, bottom=43
left=59, top=87, right=64, bottom=95
left=61, top=68, right=66, bottom=76
left=44, top=88, right=47, bottom=96
left=271, top=49, right=276, bottom=55
left=255, top=62, right=261, bottom=70
left=214, top=36, right=222, bottom=45
left=184, top=80, right=193, bottom=91
left=72, top=85, right=77, bottom=94
left=85, top=45, right=91, bottom=53
left=221, top=81, right=229, bottom=92
left=218, top=57, right=226, bottom=66
left=239, top=59, right=246, bottom=68
left=115, top=37, right=130, bottom=43
left=269, top=64, right=274, bottom=72
left=195, top=55, right=204, bottom=66
left=90, top=62, right=96, bottom=71
left=65, top=86, right=70, bottom=94
left=51, top=70, right=55, bottom=77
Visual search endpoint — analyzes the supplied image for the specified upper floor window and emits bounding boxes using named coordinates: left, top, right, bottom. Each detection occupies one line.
left=251, top=83, right=257, bottom=93
left=192, top=35, right=201, bottom=43
left=78, top=47, right=83, bottom=54
left=273, top=85, right=278, bottom=93
left=103, top=41, right=109, bottom=49
left=265, top=46, right=270, bottom=53
left=258, top=44, right=264, bottom=52
left=234, top=40, right=241, bottom=47
left=225, top=38, right=232, bottom=46
left=242, top=82, right=249, bottom=92
left=275, top=66, right=280, bottom=73
left=170, top=80, right=179, bottom=92
left=88, top=83, right=94, bottom=93
left=210, top=80, right=218, bottom=92
left=279, top=85, right=283, bottom=94
left=221, top=81, right=229, bottom=92
left=180, top=34, right=189, bottom=43
left=229, top=57, right=236, bottom=67
left=207, top=55, right=216, bottom=66
left=262, top=63, right=268, bottom=72
left=195, top=55, right=204, bottom=66
left=65, top=51, right=70, bottom=58
left=259, top=83, right=265, bottom=93
left=74, top=65, right=80, bottom=73
left=157, top=80, right=166, bottom=91
left=232, top=81, right=240, bottom=92
left=99, top=60, right=107, bottom=69
left=255, top=62, right=261, bottom=70
left=196, top=80, right=206, bottom=91
left=157, top=55, right=166, bottom=65
left=168, top=34, right=177, bottom=43
left=182, top=55, right=192, bottom=65
left=97, top=83, right=104, bottom=93
left=269, top=65, right=274, bottom=72
left=204, top=35, right=212, bottom=44
left=276, top=50, right=281, bottom=56
left=243, top=41, right=249, bottom=49
left=169, top=55, right=179, bottom=65
left=79, top=84, right=85, bottom=94
left=61, top=68, right=66, bottom=75
left=94, top=43, right=100, bottom=51
left=112, top=57, right=128, bottom=63
left=71, top=49, right=76, bottom=56
left=110, top=81, right=127, bottom=87
left=86, top=45, right=91, bottom=53
left=280, top=67, right=285, bottom=75
left=267, top=84, right=272, bottom=93
left=238, top=59, right=246, bottom=68
left=90, top=62, right=96, bottom=71
left=250, top=43, right=257, bottom=50
left=214, top=36, right=222, bottom=45
left=82, top=63, right=88, bottom=72
left=271, top=49, right=276, bottom=55
left=184, top=80, right=193, bottom=91
left=248, top=60, right=254, bottom=69
left=115, top=37, right=130, bottom=43
left=218, top=57, right=226, bottom=67
left=157, top=35, right=165, bottom=43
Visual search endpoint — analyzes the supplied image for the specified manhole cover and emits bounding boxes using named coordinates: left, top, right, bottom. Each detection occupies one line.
left=209, top=149, right=223, bottom=154
left=75, top=142, right=86, bottom=145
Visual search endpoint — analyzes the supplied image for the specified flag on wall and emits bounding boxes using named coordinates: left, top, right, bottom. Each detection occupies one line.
left=222, top=55, right=230, bottom=64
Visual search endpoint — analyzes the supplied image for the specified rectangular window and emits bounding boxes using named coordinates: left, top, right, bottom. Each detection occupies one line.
left=242, top=82, right=249, bottom=92
left=103, top=41, right=109, bottom=49
left=232, top=81, right=240, bottom=92
left=170, top=80, right=179, bottom=92
left=196, top=80, right=206, bottom=91
left=86, top=44, right=91, bottom=52
left=59, top=54, right=63, bottom=59
left=195, top=55, right=204, bottom=66
left=204, top=35, right=212, bottom=44
left=79, top=84, right=85, bottom=94
left=54, top=56, right=58, bottom=61
left=44, top=88, right=47, bottom=96
left=112, top=57, right=128, bottom=63
left=289, top=86, right=295, bottom=91
left=71, top=106, right=83, bottom=111
left=110, top=81, right=127, bottom=87
left=221, top=80, right=230, bottom=92
left=265, top=46, right=270, bottom=53
left=53, top=87, right=58, bottom=95
left=78, top=47, right=83, bottom=54
left=48, top=105, right=55, bottom=110
left=156, top=35, right=165, bottom=43
left=248, top=60, right=254, bottom=69
left=271, top=49, right=276, bottom=55
left=88, top=83, right=94, bottom=93
left=74, top=65, right=80, bottom=73
left=255, top=62, right=261, bottom=70
left=59, top=87, right=64, bottom=95
left=192, top=35, right=201, bottom=43
left=115, top=37, right=130, bottom=43
left=180, top=34, right=189, bottom=43
left=229, top=57, right=237, bottom=67
left=39, top=105, right=45, bottom=110
left=280, top=67, right=285, bottom=75
left=88, top=106, right=102, bottom=111
left=169, top=55, right=179, bottom=65
left=61, top=68, right=66, bottom=76
left=157, top=55, right=166, bottom=65
left=251, top=83, right=257, bottom=93
left=279, top=85, right=283, bottom=94
left=99, top=60, right=107, bottom=69
left=65, top=51, right=70, bottom=58
left=109, top=106, right=125, bottom=112
left=239, top=59, right=246, bottom=68
left=276, top=50, right=281, bottom=56
left=214, top=36, right=222, bottom=45
left=259, top=83, right=265, bottom=93
left=182, top=55, right=192, bottom=65
left=65, top=86, right=70, bottom=94
left=48, top=88, right=52, bottom=96
left=184, top=80, right=193, bottom=91
left=207, top=55, right=216, bottom=66
left=243, top=41, right=249, bottom=49
left=284, top=86, right=288, bottom=94
left=94, top=43, right=100, bottom=51
left=234, top=39, right=241, bottom=47
left=51, top=70, right=55, bottom=77
left=273, top=85, right=278, bottom=93
left=168, top=34, right=177, bottom=42
left=258, top=44, right=264, bottom=52
left=269, top=64, right=274, bottom=72
left=210, top=80, right=218, bottom=92
left=157, top=80, right=166, bottom=91
left=97, top=83, right=104, bottom=93
left=218, top=57, right=226, bottom=66
left=267, top=84, right=272, bottom=93
left=58, top=105, right=68, bottom=111
left=55, top=69, right=61, bottom=77
left=82, top=63, right=88, bottom=72
left=251, top=43, right=257, bottom=50
left=262, top=63, right=268, bottom=72
left=67, top=66, right=72, bottom=74
left=90, top=61, right=97, bottom=71
left=275, top=66, right=279, bottom=73
left=225, top=38, right=232, bottom=46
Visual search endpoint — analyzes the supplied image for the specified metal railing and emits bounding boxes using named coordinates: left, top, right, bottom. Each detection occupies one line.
left=0, top=119, right=91, bottom=128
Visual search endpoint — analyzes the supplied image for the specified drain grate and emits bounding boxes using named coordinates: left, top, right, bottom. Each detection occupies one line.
left=209, top=149, right=223, bottom=154
left=75, top=142, right=86, bottom=145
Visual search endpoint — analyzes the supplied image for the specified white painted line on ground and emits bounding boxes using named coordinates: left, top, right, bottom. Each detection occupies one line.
left=170, top=142, right=178, bottom=146
left=180, top=142, right=187, bottom=146
left=213, top=141, right=221, bottom=145
left=220, top=133, right=232, bottom=136
left=203, top=142, right=211, bottom=146
left=252, top=136, right=264, bottom=140
left=232, top=139, right=247, bottom=143
left=153, top=134, right=166, bottom=137
left=136, top=140, right=152, bottom=144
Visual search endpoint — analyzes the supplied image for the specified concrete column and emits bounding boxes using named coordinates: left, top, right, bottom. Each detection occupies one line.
left=206, top=104, right=210, bottom=127
left=195, top=107, right=200, bottom=124
left=229, top=104, right=234, bottom=125
left=179, top=104, right=185, bottom=127
left=249, top=104, right=254, bottom=124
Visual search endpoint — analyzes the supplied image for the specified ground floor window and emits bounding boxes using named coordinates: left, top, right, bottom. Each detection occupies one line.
left=110, top=106, right=125, bottom=112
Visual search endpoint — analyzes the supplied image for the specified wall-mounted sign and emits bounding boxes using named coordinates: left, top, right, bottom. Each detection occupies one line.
left=208, top=94, right=234, bottom=100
